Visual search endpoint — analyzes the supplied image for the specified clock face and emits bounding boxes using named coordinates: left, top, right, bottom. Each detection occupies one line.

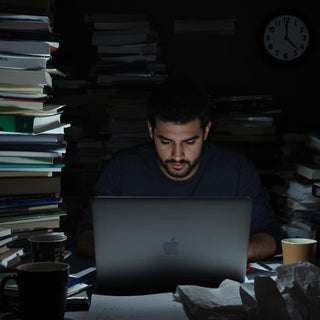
left=263, top=15, right=310, bottom=61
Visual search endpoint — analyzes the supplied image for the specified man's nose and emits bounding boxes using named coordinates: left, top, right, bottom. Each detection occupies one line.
left=171, top=144, right=184, bottom=161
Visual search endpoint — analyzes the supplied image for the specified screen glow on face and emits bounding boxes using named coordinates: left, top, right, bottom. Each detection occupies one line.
left=264, top=15, right=309, bottom=61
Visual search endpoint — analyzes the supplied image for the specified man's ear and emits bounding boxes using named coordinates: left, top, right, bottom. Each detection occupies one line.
left=147, top=120, right=154, bottom=139
left=204, top=121, right=212, bottom=140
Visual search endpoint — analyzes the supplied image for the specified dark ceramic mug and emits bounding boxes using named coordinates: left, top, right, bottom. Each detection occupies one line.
left=0, top=262, right=70, bottom=320
left=28, top=232, right=68, bottom=262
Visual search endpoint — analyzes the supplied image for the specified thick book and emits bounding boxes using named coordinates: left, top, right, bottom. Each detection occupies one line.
left=0, top=226, right=11, bottom=237
left=0, top=69, right=52, bottom=87
left=0, top=133, right=64, bottom=144
left=0, top=84, right=47, bottom=94
left=0, top=245, right=9, bottom=254
left=0, top=98, right=45, bottom=110
left=0, top=91, right=49, bottom=100
left=0, top=148, right=65, bottom=157
left=296, top=163, right=320, bottom=180
left=0, top=196, right=61, bottom=209
left=0, top=28, right=59, bottom=42
left=0, top=156, right=54, bottom=165
left=0, top=18, right=52, bottom=32
left=0, top=98, right=64, bottom=112
left=0, top=204, right=60, bottom=217
left=0, top=53, right=50, bottom=70
left=0, top=107, right=62, bottom=118
left=0, top=123, right=70, bottom=135
left=92, top=30, right=157, bottom=46
left=97, top=42, right=157, bottom=55
left=0, top=143, right=67, bottom=155
left=0, top=39, right=51, bottom=56
left=0, top=113, right=62, bottom=134
left=0, top=233, right=18, bottom=246
left=0, top=171, right=53, bottom=177
left=0, top=214, right=63, bottom=233
left=85, top=13, right=149, bottom=29
left=0, top=247, right=24, bottom=271
left=0, top=163, right=64, bottom=172
left=0, top=193, right=60, bottom=202
left=0, top=176, right=61, bottom=195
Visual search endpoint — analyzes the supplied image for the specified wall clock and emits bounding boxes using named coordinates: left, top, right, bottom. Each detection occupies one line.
left=263, top=14, right=310, bottom=62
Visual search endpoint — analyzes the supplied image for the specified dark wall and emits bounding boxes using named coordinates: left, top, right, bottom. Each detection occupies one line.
left=54, top=0, right=319, bottom=130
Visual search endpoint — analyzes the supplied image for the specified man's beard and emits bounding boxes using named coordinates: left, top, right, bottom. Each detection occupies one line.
left=157, top=154, right=202, bottom=179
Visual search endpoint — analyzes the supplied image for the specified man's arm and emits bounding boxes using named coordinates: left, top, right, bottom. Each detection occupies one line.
left=76, top=230, right=95, bottom=258
left=247, top=232, right=277, bottom=262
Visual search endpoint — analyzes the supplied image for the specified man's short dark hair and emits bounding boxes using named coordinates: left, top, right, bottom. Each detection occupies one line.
left=147, top=77, right=211, bottom=129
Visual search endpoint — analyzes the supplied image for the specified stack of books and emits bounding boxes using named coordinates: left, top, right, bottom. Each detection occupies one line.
left=268, top=132, right=320, bottom=240
left=0, top=227, right=24, bottom=271
left=85, top=13, right=167, bottom=154
left=0, top=13, right=70, bottom=245
left=210, top=95, right=282, bottom=175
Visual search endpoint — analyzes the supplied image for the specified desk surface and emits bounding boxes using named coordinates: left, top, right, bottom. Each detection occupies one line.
left=1, top=254, right=319, bottom=320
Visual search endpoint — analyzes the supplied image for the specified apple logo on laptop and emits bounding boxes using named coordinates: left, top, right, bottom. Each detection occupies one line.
left=163, top=237, right=179, bottom=255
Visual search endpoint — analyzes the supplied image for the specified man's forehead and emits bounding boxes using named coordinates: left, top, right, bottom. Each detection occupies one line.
left=153, top=119, right=202, bottom=140
left=154, top=118, right=202, bottom=129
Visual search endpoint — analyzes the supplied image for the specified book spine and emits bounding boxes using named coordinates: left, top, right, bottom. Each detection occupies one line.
left=0, top=115, right=34, bottom=133
left=0, top=29, right=59, bottom=41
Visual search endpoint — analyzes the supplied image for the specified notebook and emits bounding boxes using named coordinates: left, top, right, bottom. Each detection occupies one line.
left=92, top=196, right=252, bottom=294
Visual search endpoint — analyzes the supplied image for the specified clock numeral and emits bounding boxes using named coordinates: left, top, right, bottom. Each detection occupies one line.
left=267, top=26, right=275, bottom=33
left=265, top=34, right=271, bottom=42
left=283, top=16, right=290, bottom=24
left=293, top=50, right=298, bottom=57
left=283, top=52, right=289, bottom=60
left=275, top=19, right=281, bottom=26
left=267, top=43, right=273, bottom=50
left=299, top=43, right=305, bottom=50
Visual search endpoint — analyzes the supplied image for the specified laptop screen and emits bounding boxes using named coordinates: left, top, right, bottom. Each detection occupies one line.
left=92, top=196, right=252, bottom=294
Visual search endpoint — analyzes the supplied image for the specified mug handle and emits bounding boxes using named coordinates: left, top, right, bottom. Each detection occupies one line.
left=0, top=274, right=22, bottom=317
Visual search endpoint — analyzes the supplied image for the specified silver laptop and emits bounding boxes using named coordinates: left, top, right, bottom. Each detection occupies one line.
left=92, top=196, right=252, bottom=294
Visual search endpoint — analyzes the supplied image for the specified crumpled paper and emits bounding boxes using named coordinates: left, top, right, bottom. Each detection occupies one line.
left=174, top=279, right=247, bottom=320
left=242, top=262, right=320, bottom=320
left=174, top=262, right=320, bottom=320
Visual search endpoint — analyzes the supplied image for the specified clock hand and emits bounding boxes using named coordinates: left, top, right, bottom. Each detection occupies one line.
left=286, top=38, right=298, bottom=49
left=284, top=21, right=298, bottom=48
left=284, top=21, right=289, bottom=39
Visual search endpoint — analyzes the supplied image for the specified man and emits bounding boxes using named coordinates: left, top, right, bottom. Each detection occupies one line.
left=76, top=78, right=282, bottom=261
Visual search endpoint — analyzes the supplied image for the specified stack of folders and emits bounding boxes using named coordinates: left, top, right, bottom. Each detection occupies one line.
left=0, top=13, right=70, bottom=249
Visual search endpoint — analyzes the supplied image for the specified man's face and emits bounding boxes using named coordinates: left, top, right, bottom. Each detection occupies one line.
left=147, top=118, right=211, bottom=181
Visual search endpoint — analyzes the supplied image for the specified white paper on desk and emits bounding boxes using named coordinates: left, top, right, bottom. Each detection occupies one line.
left=65, top=292, right=188, bottom=320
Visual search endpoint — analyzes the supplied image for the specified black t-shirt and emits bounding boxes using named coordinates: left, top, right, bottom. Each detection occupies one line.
left=81, top=142, right=282, bottom=251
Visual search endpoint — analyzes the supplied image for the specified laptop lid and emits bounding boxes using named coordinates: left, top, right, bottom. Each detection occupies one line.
left=92, top=196, right=252, bottom=294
